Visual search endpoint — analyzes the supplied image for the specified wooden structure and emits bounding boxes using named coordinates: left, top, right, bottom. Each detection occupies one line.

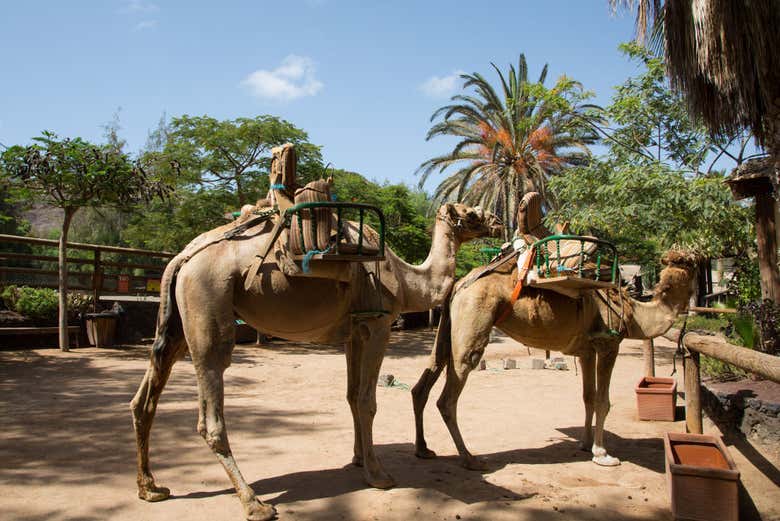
left=725, top=157, right=779, bottom=302
left=661, top=327, right=780, bottom=435
left=0, top=234, right=174, bottom=303
left=0, top=325, right=81, bottom=345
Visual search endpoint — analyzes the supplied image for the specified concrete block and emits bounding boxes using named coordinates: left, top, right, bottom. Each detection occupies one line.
left=503, top=358, right=517, bottom=370
left=532, top=358, right=545, bottom=370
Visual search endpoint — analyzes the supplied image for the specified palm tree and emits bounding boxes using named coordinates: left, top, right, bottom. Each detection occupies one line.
left=612, top=0, right=780, bottom=301
left=417, top=55, right=601, bottom=241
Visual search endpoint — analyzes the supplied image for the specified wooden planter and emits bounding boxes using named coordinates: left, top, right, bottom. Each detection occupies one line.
left=85, top=314, right=117, bottom=348
left=636, top=376, right=677, bottom=421
left=664, top=432, right=739, bottom=521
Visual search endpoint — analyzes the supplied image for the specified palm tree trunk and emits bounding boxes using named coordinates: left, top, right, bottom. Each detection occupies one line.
left=58, top=207, right=76, bottom=351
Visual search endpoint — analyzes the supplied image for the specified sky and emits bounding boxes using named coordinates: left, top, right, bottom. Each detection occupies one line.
left=0, top=1, right=643, bottom=190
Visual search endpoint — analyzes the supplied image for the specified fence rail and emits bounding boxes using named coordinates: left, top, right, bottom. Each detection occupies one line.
left=660, top=327, right=780, bottom=434
left=0, top=233, right=174, bottom=301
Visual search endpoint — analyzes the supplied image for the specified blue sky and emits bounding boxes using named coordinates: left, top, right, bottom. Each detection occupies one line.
left=0, top=1, right=641, bottom=190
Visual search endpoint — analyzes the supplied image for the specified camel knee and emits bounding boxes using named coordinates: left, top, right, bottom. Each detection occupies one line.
left=357, top=392, right=377, bottom=418
left=436, top=396, right=453, bottom=421
left=201, top=425, right=230, bottom=455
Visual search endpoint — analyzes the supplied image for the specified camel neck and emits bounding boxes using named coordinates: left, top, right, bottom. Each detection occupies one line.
left=394, top=216, right=460, bottom=313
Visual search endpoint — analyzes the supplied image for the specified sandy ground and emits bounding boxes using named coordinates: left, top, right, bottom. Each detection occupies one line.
left=1, top=330, right=778, bottom=521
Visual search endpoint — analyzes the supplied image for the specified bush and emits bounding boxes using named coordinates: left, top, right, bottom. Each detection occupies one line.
left=1, top=285, right=58, bottom=324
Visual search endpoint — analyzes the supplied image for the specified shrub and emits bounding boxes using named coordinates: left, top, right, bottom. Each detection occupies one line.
left=2, top=285, right=59, bottom=324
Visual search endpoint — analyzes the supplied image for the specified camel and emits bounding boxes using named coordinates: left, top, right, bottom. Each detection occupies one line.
left=411, top=250, right=696, bottom=469
left=130, top=201, right=501, bottom=521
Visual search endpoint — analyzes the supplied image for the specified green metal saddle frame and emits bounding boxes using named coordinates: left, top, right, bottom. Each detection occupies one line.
left=285, top=201, right=386, bottom=261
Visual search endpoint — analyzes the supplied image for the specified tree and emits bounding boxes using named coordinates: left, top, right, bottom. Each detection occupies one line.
left=0, top=132, right=172, bottom=350
left=549, top=44, right=752, bottom=270
left=162, top=115, right=323, bottom=206
left=612, top=0, right=780, bottom=302
left=417, top=55, right=602, bottom=240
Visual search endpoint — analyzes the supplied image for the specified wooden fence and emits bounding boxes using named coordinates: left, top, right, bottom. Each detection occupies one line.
left=0, top=234, right=174, bottom=302
left=648, top=307, right=780, bottom=435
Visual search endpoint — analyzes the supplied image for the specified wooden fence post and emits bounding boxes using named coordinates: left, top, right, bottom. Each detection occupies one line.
left=684, top=349, right=703, bottom=434
left=642, top=338, right=655, bottom=377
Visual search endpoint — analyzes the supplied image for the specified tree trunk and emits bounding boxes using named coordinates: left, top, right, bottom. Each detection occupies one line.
left=58, top=207, right=76, bottom=351
left=763, top=100, right=780, bottom=303
left=755, top=191, right=779, bottom=302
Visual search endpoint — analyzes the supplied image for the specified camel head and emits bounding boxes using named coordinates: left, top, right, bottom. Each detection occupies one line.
left=438, top=203, right=503, bottom=241
left=655, top=250, right=699, bottom=312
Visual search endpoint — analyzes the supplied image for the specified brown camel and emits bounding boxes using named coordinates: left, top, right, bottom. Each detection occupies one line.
left=411, top=250, right=696, bottom=469
left=130, top=202, right=501, bottom=521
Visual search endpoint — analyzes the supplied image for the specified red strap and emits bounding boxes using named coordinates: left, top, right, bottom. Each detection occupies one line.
left=495, top=248, right=535, bottom=325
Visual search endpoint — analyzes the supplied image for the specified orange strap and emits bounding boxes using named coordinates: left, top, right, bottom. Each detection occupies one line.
left=495, top=247, right=535, bottom=325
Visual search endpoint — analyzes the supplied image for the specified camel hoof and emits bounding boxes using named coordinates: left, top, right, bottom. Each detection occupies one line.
left=415, top=446, right=437, bottom=459
left=462, top=457, right=489, bottom=471
left=138, top=485, right=170, bottom=502
left=245, top=499, right=277, bottom=521
left=366, top=472, right=396, bottom=489
left=352, top=455, right=364, bottom=467
left=592, top=454, right=621, bottom=467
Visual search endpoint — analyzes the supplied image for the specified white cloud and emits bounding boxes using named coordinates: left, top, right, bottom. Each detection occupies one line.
left=419, top=71, right=464, bottom=98
left=134, top=19, right=158, bottom=31
left=119, top=0, right=159, bottom=14
left=241, top=55, right=324, bottom=101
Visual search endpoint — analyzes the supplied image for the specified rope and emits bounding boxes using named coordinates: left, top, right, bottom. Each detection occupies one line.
left=301, top=243, right=334, bottom=273
left=671, top=312, right=689, bottom=376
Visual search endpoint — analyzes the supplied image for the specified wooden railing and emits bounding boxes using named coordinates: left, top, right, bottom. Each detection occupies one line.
left=0, top=234, right=174, bottom=302
left=660, top=326, right=780, bottom=435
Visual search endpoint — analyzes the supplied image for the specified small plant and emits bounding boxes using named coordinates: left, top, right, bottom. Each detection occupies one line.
left=1, top=285, right=59, bottom=325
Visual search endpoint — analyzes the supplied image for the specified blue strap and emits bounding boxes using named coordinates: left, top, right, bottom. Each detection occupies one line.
left=302, top=244, right=333, bottom=273
left=270, top=183, right=286, bottom=190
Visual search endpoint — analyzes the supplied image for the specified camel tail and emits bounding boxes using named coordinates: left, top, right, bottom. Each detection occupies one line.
left=151, top=259, right=185, bottom=370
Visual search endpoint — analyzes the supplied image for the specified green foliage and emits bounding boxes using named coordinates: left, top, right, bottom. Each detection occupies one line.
left=156, top=115, right=322, bottom=206
left=1, top=285, right=58, bottom=324
left=455, top=238, right=503, bottom=279
left=0, top=131, right=172, bottom=212
left=418, top=55, right=602, bottom=240
left=727, top=255, right=761, bottom=307
left=548, top=44, right=753, bottom=263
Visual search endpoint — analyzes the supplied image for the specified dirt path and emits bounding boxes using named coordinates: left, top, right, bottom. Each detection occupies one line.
left=1, top=331, right=778, bottom=521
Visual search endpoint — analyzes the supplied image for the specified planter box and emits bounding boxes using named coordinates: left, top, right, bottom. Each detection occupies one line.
left=636, top=376, right=677, bottom=421
left=85, top=313, right=118, bottom=348
left=664, top=432, right=739, bottom=521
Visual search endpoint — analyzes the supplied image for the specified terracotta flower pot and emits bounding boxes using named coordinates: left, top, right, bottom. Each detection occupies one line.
left=635, top=376, right=677, bottom=421
left=664, top=432, right=739, bottom=521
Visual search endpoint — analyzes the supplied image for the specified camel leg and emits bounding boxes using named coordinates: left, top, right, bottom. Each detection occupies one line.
left=436, top=303, right=492, bottom=470
left=345, top=332, right=364, bottom=466
left=591, top=342, right=620, bottom=466
left=351, top=318, right=395, bottom=489
left=412, top=302, right=451, bottom=459
left=411, top=364, right=444, bottom=459
left=579, top=350, right=596, bottom=452
left=130, top=337, right=186, bottom=502
left=180, top=279, right=276, bottom=521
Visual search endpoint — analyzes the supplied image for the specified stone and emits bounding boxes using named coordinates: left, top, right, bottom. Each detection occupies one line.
left=378, top=374, right=395, bottom=387
left=503, top=359, right=517, bottom=370
left=478, top=359, right=487, bottom=371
